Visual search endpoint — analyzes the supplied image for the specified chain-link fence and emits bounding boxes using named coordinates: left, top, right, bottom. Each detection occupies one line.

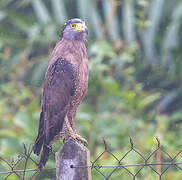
left=0, top=144, right=55, bottom=180
left=72, top=137, right=182, bottom=179
left=0, top=137, right=182, bottom=179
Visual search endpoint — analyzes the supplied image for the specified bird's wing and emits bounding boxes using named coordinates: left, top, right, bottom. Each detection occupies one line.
left=34, top=57, right=75, bottom=168
left=43, top=58, right=75, bottom=143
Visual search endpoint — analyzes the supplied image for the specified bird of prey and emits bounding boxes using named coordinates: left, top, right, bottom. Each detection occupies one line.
left=33, top=18, right=88, bottom=169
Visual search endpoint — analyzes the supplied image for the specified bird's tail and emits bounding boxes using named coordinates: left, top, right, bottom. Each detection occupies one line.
left=34, top=111, right=65, bottom=169
left=37, top=120, right=65, bottom=169
left=33, top=111, right=51, bottom=169
left=34, top=137, right=51, bottom=170
left=33, top=133, right=44, bottom=156
left=33, top=111, right=44, bottom=155
left=38, top=144, right=51, bottom=170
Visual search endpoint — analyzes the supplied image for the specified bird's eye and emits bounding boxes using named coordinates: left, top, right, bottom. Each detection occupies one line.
left=70, top=24, right=76, bottom=29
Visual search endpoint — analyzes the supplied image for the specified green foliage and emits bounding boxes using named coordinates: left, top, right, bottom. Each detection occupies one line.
left=0, top=0, right=182, bottom=179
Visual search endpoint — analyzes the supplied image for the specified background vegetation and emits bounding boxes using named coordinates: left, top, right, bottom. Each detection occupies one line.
left=0, top=0, right=182, bottom=179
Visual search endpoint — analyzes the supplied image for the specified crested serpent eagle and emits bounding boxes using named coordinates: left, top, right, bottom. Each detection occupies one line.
left=33, top=18, right=88, bottom=169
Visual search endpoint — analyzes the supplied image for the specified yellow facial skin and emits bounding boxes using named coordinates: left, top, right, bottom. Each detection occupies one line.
left=70, top=22, right=86, bottom=32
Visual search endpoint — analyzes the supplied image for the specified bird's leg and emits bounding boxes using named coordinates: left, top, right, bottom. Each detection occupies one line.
left=65, top=116, right=88, bottom=144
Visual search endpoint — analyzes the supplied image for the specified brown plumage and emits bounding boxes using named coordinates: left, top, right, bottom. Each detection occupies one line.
left=33, top=18, right=88, bottom=169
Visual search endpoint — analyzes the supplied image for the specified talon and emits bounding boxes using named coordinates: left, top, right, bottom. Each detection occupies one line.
left=69, top=132, right=88, bottom=145
left=64, top=115, right=88, bottom=145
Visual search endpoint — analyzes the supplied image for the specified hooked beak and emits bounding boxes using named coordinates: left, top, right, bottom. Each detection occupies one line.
left=74, top=22, right=88, bottom=35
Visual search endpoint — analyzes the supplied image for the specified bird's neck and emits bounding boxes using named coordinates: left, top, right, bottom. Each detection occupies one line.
left=49, top=38, right=87, bottom=67
left=60, top=32, right=86, bottom=41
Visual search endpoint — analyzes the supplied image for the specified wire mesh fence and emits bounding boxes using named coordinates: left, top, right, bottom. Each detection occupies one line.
left=0, top=137, right=182, bottom=179
left=73, top=137, right=182, bottom=179
left=0, top=144, right=56, bottom=180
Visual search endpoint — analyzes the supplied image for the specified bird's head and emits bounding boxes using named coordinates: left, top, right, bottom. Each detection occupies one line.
left=60, top=18, right=88, bottom=41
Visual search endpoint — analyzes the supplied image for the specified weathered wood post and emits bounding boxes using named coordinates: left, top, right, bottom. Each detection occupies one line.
left=55, top=137, right=92, bottom=180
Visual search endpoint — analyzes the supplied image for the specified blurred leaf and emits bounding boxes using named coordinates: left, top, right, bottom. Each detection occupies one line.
left=0, top=129, right=17, bottom=138
left=31, top=0, right=51, bottom=24
left=90, top=40, right=115, bottom=58
left=103, top=0, right=120, bottom=41
left=7, top=11, right=33, bottom=31
left=51, top=0, right=67, bottom=24
left=122, top=0, right=136, bottom=44
left=139, top=93, right=161, bottom=109
left=142, top=0, right=164, bottom=63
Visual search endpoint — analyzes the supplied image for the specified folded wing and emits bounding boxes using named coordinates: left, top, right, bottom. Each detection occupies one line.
left=33, top=57, right=75, bottom=169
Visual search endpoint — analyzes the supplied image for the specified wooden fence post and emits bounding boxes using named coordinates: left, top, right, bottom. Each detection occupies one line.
left=55, top=137, right=92, bottom=180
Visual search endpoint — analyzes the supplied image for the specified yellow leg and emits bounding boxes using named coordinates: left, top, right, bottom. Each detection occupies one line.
left=65, top=116, right=88, bottom=144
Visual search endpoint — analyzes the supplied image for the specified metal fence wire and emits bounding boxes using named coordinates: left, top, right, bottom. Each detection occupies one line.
left=0, top=137, right=182, bottom=180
